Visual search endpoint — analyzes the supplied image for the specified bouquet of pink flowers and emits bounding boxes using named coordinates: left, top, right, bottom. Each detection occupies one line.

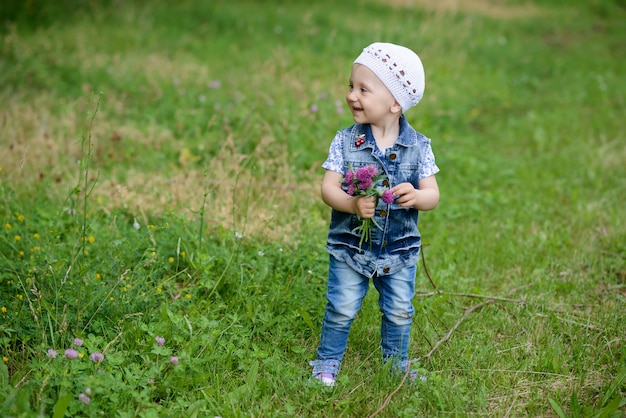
left=343, top=164, right=395, bottom=249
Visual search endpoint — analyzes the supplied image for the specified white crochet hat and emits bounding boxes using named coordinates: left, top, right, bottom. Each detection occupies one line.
left=353, top=42, right=425, bottom=113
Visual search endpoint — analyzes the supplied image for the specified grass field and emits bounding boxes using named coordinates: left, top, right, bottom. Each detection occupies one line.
left=1, top=0, right=625, bottom=416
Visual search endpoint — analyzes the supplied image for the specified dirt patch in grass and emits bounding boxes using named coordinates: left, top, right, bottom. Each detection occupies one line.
left=384, top=0, right=543, bottom=19
left=92, top=135, right=323, bottom=242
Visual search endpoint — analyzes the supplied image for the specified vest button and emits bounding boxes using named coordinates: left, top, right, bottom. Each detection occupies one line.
left=389, top=153, right=397, bottom=161
left=379, top=210, right=387, bottom=217
left=383, top=266, right=390, bottom=273
left=382, top=179, right=390, bottom=187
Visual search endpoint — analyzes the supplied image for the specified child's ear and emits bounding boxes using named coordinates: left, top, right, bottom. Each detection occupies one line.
left=391, top=101, right=402, bottom=114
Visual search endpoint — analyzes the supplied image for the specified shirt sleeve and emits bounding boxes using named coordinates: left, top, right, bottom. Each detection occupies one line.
left=419, top=142, right=440, bottom=179
left=321, top=133, right=344, bottom=174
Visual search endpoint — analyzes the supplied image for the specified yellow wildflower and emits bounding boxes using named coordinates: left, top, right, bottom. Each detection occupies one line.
left=2, top=357, right=8, bottom=363
left=88, top=236, right=95, bottom=244
left=14, top=235, right=21, bottom=241
left=1, top=307, right=6, bottom=313
left=5, top=223, right=11, bottom=229
left=168, top=257, right=175, bottom=263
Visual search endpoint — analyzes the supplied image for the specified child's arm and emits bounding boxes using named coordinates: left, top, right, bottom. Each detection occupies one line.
left=321, top=170, right=376, bottom=218
left=391, top=175, right=439, bottom=211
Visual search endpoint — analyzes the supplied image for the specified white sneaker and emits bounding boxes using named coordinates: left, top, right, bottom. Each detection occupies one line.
left=314, top=372, right=336, bottom=387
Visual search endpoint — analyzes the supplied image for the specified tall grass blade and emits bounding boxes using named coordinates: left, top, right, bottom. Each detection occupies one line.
left=601, top=366, right=626, bottom=406
left=549, top=398, right=567, bottom=418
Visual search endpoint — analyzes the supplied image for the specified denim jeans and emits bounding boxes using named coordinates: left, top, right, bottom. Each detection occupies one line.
left=315, top=256, right=416, bottom=368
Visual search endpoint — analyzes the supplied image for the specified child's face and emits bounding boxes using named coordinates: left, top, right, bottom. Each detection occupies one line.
left=346, top=64, right=400, bottom=125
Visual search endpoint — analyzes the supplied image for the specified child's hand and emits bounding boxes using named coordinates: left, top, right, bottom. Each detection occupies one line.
left=391, top=182, right=419, bottom=207
left=391, top=176, right=439, bottom=211
left=353, top=196, right=376, bottom=219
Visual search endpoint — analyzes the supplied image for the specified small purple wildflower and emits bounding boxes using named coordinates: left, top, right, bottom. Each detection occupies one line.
left=47, top=349, right=57, bottom=359
left=90, top=352, right=105, bottom=363
left=155, top=336, right=165, bottom=347
left=381, top=190, right=395, bottom=204
left=64, top=349, right=78, bottom=359
left=73, top=338, right=84, bottom=347
left=356, top=166, right=372, bottom=183
left=358, top=178, right=372, bottom=190
left=78, top=393, right=90, bottom=405
left=345, top=170, right=354, bottom=184
left=170, top=356, right=179, bottom=366
left=208, top=80, right=221, bottom=89
left=309, top=104, right=319, bottom=113
left=335, top=100, right=344, bottom=114
left=347, top=183, right=357, bottom=196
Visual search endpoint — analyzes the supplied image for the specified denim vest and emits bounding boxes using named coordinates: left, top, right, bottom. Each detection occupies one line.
left=326, top=116, right=429, bottom=278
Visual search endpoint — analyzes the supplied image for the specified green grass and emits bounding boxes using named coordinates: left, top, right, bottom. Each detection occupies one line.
left=1, top=0, right=625, bottom=416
